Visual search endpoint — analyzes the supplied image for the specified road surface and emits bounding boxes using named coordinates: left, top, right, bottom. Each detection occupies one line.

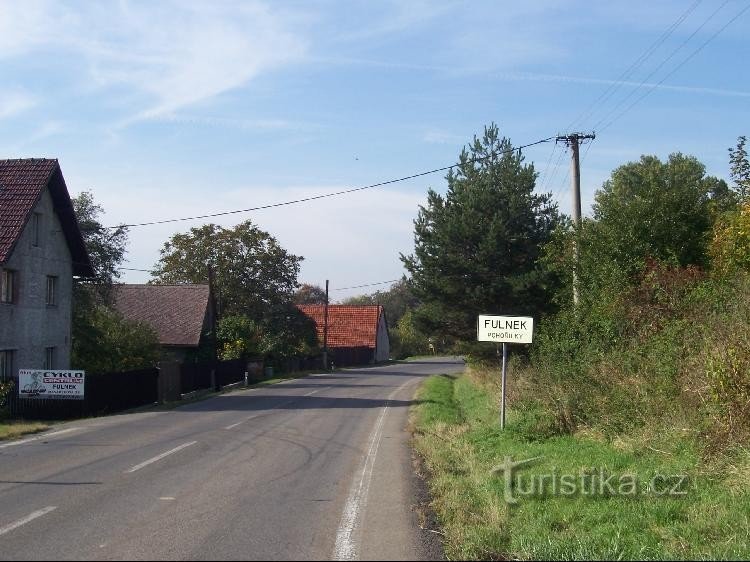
left=0, top=357, right=464, bottom=561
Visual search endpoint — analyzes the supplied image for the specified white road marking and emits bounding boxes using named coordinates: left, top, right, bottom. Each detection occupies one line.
left=125, top=441, right=197, bottom=474
left=224, top=387, right=328, bottom=430
left=0, top=427, right=81, bottom=450
left=159, top=497, right=176, bottom=501
left=333, top=379, right=417, bottom=561
left=0, top=506, right=57, bottom=537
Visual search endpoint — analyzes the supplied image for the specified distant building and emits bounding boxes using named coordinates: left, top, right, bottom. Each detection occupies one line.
left=298, top=304, right=389, bottom=366
left=0, top=159, right=94, bottom=379
left=112, top=284, right=215, bottom=362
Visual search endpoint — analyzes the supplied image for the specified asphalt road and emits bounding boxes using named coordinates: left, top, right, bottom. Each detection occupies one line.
left=0, top=357, right=464, bottom=561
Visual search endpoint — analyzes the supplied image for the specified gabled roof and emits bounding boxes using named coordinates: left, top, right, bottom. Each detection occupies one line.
left=112, top=284, right=212, bottom=347
left=298, top=305, right=385, bottom=349
left=0, top=158, right=93, bottom=276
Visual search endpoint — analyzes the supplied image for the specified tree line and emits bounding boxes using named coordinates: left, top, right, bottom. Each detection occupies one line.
left=71, top=124, right=750, bottom=392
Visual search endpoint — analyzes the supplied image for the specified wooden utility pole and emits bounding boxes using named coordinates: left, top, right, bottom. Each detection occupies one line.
left=556, top=132, right=595, bottom=306
left=323, top=279, right=329, bottom=370
left=207, top=265, right=218, bottom=360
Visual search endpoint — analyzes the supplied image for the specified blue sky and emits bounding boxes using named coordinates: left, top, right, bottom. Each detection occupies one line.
left=1, top=0, right=748, bottom=300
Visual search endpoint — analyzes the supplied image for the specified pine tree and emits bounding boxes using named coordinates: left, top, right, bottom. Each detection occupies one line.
left=401, top=123, right=560, bottom=341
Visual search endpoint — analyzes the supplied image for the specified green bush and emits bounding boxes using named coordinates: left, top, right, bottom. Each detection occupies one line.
left=72, top=305, right=160, bottom=374
left=217, top=314, right=263, bottom=360
left=0, top=379, right=14, bottom=418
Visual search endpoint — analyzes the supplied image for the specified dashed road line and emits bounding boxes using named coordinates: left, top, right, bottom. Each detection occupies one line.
left=0, top=506, right=57, bottom=537
left=224, top=387, right=328, bottom=430
left=124, top=441, right=197, bottom=474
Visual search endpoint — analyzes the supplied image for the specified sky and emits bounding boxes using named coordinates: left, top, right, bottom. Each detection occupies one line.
left=0, top=0, right=748, bottom=301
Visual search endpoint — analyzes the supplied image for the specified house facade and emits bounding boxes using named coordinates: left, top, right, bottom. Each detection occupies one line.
left=112, top=284, right=215, bottom=362
left=0, top=159, right=93, bottom=380
left=298, top=304, right=390, bottom=366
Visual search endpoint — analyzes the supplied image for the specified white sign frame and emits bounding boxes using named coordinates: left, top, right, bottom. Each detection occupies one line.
left=477, top=315, right=534, bottom=344
left=18, top=370, right=85, bottom=400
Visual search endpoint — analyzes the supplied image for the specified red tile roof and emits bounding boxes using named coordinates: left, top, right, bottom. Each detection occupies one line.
left=0, top=158, right=93, bottom=276
left=298, top=305, right=384, bottom=349
left=112, top=284, right=212, bottom=347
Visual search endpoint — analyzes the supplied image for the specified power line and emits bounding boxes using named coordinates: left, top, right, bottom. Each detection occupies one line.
left=565, top=0, right=703, bottom=133
left=544, top=145, right=567, bottom=196
left=537, top=142, right=559, bottom=192
left=599, top=1, right=749, bottom=133
left=101, top=135, right=555, bottom=230
left=331, top=279, right=402, bottom=292
left=592, top=0, right=733, bottom=132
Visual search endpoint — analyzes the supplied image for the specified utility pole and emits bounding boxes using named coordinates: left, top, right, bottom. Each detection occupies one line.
left=556, top=132, right=595, bottom=306
left=323, top=279, right=329, bottom=370
left=207, top=265, right=218, bottom=360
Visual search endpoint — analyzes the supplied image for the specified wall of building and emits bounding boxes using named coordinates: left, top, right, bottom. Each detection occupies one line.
left=375, top=312, right=390, bottom=362
left=0, top=188, right=73, bottom=376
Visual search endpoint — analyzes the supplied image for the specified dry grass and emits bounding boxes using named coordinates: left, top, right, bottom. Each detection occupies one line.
left=0, top=420, right=50, bottom=441
left=412, top=370, right=750, bottom=560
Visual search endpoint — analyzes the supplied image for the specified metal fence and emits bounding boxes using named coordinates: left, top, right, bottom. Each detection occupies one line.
left=179, top=358, right=249, bottom=394
left=3, top=354, right=322, bottom=421
left=6, top=367, right=159, bottom=420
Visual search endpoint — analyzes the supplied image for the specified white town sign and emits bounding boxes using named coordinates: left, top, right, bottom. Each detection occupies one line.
left=477, top=315, right=534, bottom=344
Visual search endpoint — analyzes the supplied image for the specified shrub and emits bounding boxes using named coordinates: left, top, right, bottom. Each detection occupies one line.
left=0, top=379, right=14, bottom=418
left=72, top=305, right=160, bottom=374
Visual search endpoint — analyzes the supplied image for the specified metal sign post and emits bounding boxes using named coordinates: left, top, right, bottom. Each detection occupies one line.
left=478, top=315, right=534, bottom=430
left=501, top=342, right=508, bottom=430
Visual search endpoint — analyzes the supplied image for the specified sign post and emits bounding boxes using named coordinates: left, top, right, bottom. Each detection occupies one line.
left=477, top=315, right=534, bottom=429
left=501, top=342, right=508, bottom=430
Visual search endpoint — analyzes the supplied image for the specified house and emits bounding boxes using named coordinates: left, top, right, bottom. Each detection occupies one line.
left=112, top=284, right=215, bottom=362
left=0, top=159, right=93, bottom=380
left=297, top=304, right=389, bottom=366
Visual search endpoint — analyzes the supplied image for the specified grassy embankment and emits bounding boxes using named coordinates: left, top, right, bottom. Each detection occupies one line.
left=412, top=272, right=750, bottom=560
left=0, top=421, right=51, bottom=441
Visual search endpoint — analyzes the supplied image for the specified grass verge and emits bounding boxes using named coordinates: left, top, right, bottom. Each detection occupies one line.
left=412, top=371, right=750, bottom=560
left=0, top=420, right=51, bottom=441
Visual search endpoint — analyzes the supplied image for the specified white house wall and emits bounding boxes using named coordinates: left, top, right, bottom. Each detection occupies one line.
left=375, top=312, right=390, bottom=362
left=0, top=188, right=73, bottom=375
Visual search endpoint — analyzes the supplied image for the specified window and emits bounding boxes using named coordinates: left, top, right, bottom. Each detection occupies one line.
left=46, top=276, right=57, bottom=306
left=44, top=347, right=55, bottom=370
left=0, top=269, right=16, bottom=304
left=32, top=213, right=41, bottom=247
left=0, top=350, right=14, bottom=380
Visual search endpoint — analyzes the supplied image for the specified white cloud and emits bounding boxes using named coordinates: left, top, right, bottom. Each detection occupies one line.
left=492, top=71, right=750, bottom=98
left=151, top=113, right=313, bottom=133
left=422, top=128, right=463, bottom=145
left=0, top=1, right=307, bottom=123
left=0, top=90, right=37, bottom=120
left=90, top=183, right=424, bottom=300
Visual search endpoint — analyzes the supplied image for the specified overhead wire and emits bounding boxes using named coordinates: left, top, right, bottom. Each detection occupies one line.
left=98, top=135, right=556, bottom=230
left=537, top=142, right=559, bottom=193
left=330, top=279, right=402, bottom=292
left=599, top=1, right=750, bottom=133
left=564, top=0, right=704, bottom=133
left=592, top=0, right=733, bottom=132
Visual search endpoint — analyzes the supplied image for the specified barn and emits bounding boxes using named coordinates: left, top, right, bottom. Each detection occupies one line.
left=297, top=305, right=390, bottom=367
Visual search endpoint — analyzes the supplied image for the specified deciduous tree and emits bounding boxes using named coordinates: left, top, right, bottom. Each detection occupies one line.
left=593, top=154, right=719, bottom=274
left=293, top=283, right=327, bottom=305
left=71, top=192, right=160, bottom=373
left=152, top=221, right=303, bottom=321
